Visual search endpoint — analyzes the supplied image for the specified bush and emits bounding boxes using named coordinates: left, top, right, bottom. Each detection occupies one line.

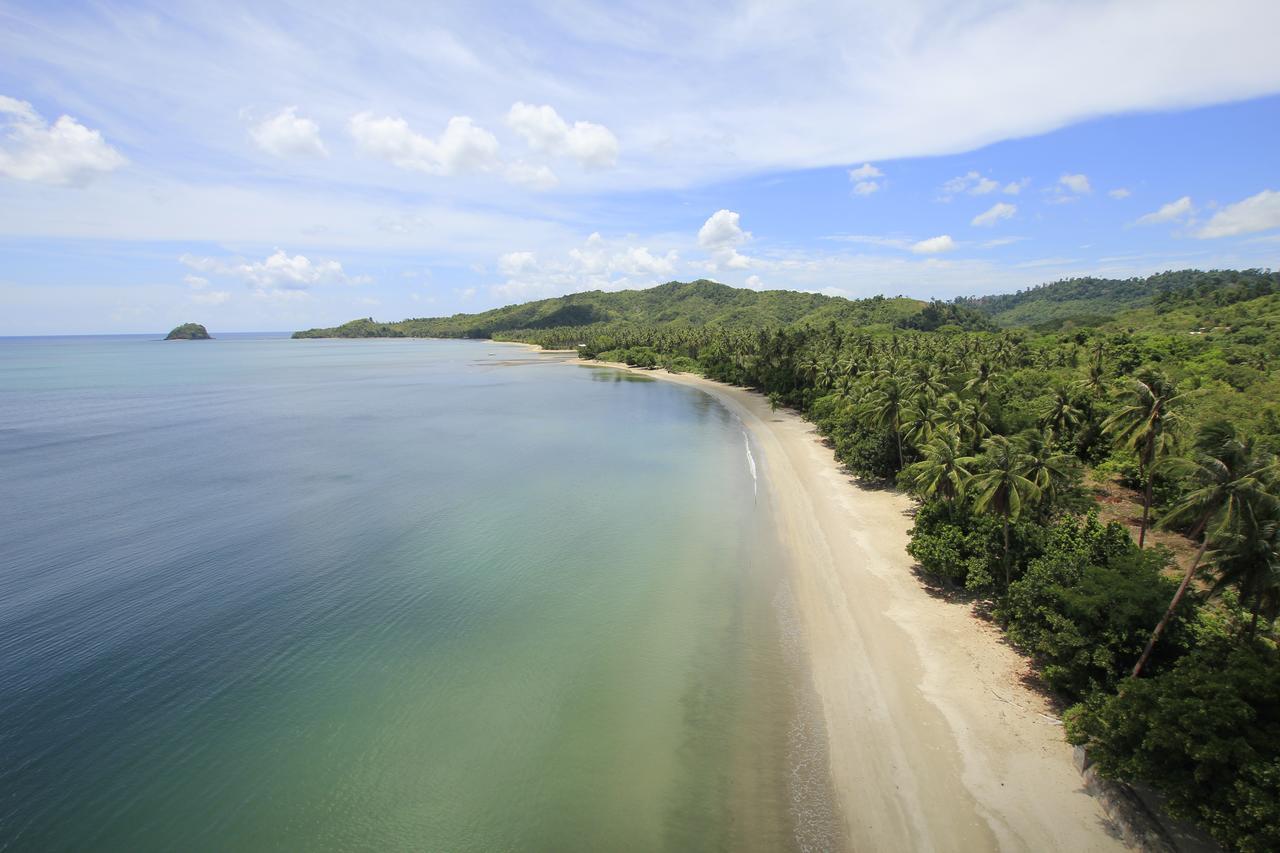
left=1002, top=513, right=1187, bottom=700
left=907, top=500, right=1042, bottom=593
left=1066, top=638, right=1280, bottom=852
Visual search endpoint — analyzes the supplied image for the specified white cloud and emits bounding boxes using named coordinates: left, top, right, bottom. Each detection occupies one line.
left=1196, top=189, right=1280, bottom=238
left=911, top=234, right=956, bottom=254
left=498, top=250, right=538, bottom=276
left=698, top=209, right=750, bottom=248
left=1058, top=173, right=1091, bottom=194
left=941, top=171, right=1002, bottom=199
left=1109, top=187, right=1132, bottom=199
left=1003, top=179, right=1030, bottom=195
left=491, top=232, right=678, bottom=301
left=506, top=102, right=618, bottom=169
left=697, top=209, right=754, bottom=269
left=179, top=248, right=367, bottom=293
left=848, top=163, right=884, bottom=194
left=744, top=274, right=763, bottom=290
left=1135, top=195, right=1193, bottom=225
left=0, top=95, right=125, bottom=186
left=349, top=113, right=500, bottom=175
left=183, top=275, right=209, bottom=289
left=250, top=107, right=327, bottom=158
left=504, top=160, right=559, bottom=190
left=971, top=202, right=1016, bottom=227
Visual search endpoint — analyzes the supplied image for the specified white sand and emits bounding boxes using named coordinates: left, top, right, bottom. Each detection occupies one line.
left=550, top=353, right=1126, bottom=852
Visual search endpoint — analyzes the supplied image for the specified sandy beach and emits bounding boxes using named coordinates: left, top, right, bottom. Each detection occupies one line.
left=510, top=344, right=1125, bottom=851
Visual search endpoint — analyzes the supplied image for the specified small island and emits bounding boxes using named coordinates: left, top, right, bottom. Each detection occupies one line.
left=164, top=323, right=212, bottom=340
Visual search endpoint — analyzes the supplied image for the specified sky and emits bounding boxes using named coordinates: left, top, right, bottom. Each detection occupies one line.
left=2, top=0, right=1279, bottom=334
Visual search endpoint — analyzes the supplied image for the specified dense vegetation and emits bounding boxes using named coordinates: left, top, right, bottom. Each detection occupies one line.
left=164, top=322, right=211, bottom=340
left=962, top=268, right=1280, bottom=329
left=296, top=269, right=1280, bottom=848
left=293, top=279, right=931, bottom=339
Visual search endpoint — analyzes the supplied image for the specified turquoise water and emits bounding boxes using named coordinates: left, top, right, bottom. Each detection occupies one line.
left=0, top=336, right=834, bottom=851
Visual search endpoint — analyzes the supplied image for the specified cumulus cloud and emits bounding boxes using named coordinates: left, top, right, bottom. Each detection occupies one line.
left=1135, top=195, right=1193, bottom=225
left=349, top=113, right=500, bottom=175
left=179, top=248, right=367, bottom=295
left=698, top=209, right=749, bottom=249
left=1109, top=188, right=1132, bottom=199
left=1058, top=173, right=1091, bottom=194
left=1003, top=179, right=1030, bottom=195
left=504, top=160, right=558, bottom=190
left=1196, top=189, right=1280, bottom=238
left=849, top=163, right=884, bottom=195
left=506, top=102, right=618, bottom=169
left=491, top=232, right=678, bottom=301
left=744, top=275, right=764, bottom=290
left=498, top=250, right=538, bottom=276
left=250, top=106, right=327, bottom=158
left=911, top=234, right=956, bottom=254
left=971, top=202, right=1017, bottom=227
left=0, top=95, right=125, bottom=186
left=698, top=209, right=755, bottom=269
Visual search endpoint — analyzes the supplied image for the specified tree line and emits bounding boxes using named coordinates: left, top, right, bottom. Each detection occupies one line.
left=503, top=319, right=1280, bottom=850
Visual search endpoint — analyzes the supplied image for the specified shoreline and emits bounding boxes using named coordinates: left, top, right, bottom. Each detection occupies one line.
left=508, top=344, right=1123, bottom=851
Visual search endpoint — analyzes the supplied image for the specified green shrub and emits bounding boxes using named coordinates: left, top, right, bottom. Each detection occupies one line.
left=1002, top=513, right=1187, bottom=699
left=1066, top=638, right=1280, bottom=852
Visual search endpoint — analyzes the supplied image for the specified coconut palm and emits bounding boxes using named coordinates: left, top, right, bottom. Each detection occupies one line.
left=1130, top=423, right=1277, bottom=675
left=1212, top=496, right=1280, bottom=638
left=901, top=395, right=941, bottom=450
left=860, top=375, right=909, bottom=469
left=1038, top=386, right=1084, bottom=438
left=903, top=429, right=971, bottom=502
left=968, top=435, right=1041, bottom=588
left=1018, top=428, right=1081, bottom=508
left=1102, top=368, right=1187, bottom=548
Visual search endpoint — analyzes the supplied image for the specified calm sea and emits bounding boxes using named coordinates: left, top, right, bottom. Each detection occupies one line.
left=0, top=335, right=836, bottom=851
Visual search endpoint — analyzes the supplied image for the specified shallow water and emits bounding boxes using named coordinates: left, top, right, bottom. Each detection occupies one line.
left=0, top=335, right=836, bottom=851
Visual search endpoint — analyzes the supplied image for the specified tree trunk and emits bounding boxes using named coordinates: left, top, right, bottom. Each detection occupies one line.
left=1002, top=518, right=1011, bottom=590
left=1131, top=538, right=1206, bottom=678
left=1139, top=472, right=1153, bottom=549
left=1249, top=604, right=1260, bottom=640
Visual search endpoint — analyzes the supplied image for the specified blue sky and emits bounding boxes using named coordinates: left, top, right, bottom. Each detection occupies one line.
left=2, top=1, right=1279, bottom=334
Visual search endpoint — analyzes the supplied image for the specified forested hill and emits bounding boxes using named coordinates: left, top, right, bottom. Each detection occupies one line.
left=962, top=268, right=1280, bottom=328
left=294, top=269, right=1279, bottom=340
left=292, top=280, right=933, bottom=338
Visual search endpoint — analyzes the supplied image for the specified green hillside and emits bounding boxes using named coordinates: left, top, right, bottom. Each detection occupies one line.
left=962, top=268, right=1279, bottom=329
left=293, top=280, right=928, bottom=339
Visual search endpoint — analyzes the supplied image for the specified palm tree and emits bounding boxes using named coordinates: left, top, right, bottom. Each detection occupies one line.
left=901, top=395, right=941, bottom=450
left=1212, top=496, right=1280, bottom=638
left=861, top=376, right=908, bottom=469
left=1018, top=428, right=1081, bottom=508
left=1038, top=386, right=1084, bottom=438
left=907, top=363, right=949, bottom=402
left=1102, top=368, right=1186, bottom=548
left=903, top=429, right=971, bottom=502
left=1129, top=423, right=1277, bottom=676
left=968, top=435, right=1041, bottom=588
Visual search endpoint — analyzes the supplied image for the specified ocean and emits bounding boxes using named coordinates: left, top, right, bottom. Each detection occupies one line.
left=0, top=335, right=835, bottom=851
